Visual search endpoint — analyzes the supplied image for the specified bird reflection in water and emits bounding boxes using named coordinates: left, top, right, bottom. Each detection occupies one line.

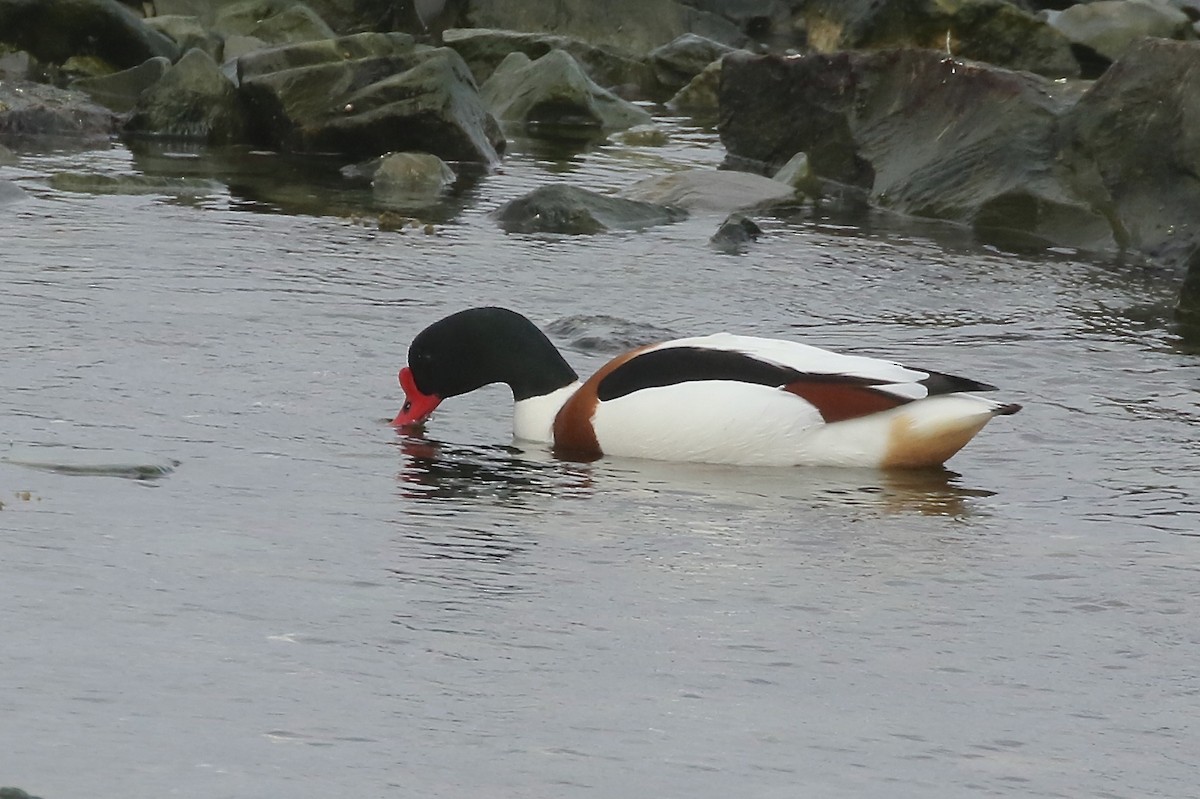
left=393, top=432, right=595, bottom=504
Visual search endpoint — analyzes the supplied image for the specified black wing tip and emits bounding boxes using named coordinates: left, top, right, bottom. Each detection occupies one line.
left=993, top=402, right=1022, bottom=416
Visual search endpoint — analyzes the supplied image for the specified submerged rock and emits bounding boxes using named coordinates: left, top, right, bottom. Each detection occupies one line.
left=480, top=50, right=651, bottom=135
left=0, top=0, right=180, bottom=68
left=47, top=172, right=223, bottom=195
left=2, top=447, right=179, bottom=480
left=494, top=183, right=686, bottom=234
left=709, top=213, right=762, bottom=254
left=621, top=168, right=796, bottom=212
left=125, top=49, right=246, bottom=143
left=368, top=151, right=457, bottom=206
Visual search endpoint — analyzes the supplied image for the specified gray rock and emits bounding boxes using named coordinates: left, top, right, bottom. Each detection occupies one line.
left=0, top=80, right=117, bottom=144
left=240, top=46, right=505, bottom=163
left=0, top=179, right=27, bottom=203
left=125, top=48, right=246, bottom=143
left=804, top=0, right=1080, bottom=78
left=621, top=168, right=796, bottom=212
left=1045, top=0, right=1193, bottom=62
left=222, top=34, right=270, bottom=62
left=773, top=151, right=820, bottom=196
left=462, top=0, right=747, bottom=55
left=442, top=27, right=654, bottom=95
left=494, top=183, right=687, bottom=234
left=480, top=50, right=651, bottom=135
left=0, top=142, right=14, bottom=164
left=0, top=0, right=180, bottom=68
left=71, top=57, right=171, bottom=113
left=1063, top=38, right=1200, bottom=267
left=648, top=33, right=737, bottom=96
left=720, top=50, right=1115, bottom=250
left=709, top=213, right=762, bottom=254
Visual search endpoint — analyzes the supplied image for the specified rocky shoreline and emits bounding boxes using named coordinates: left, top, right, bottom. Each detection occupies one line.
left=2, top=0, right=1199, bottom=325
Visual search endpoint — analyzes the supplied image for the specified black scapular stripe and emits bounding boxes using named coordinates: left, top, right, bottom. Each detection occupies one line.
left=918, top=370, right=996, bottom=394
left=596, top=347, right=889, bottom=401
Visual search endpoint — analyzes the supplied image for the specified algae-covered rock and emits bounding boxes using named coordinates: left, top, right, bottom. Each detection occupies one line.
left=648, top=33, right=737, bottom=97
left=143, top=15, right=223, bottom=61
left=666, top=57, right=723, bottom=117
left=234, top=31, right=415, bottom=82
left=369, top=151, right=457, bottom=206
left=125, top=48, right=246, bottom=143
left=1045, top=1, right=1193, bottom=63
left=481, top=50, right=651, bottom=135
left=494, top=183, right=687, bottom=234
left=48, top=172, right=223, bottom=195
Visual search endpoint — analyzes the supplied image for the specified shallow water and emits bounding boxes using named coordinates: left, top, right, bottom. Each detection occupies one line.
left=1, top=119, right=1198, bottom=799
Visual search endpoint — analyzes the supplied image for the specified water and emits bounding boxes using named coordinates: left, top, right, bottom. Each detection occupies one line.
left=1, top=119, right=1198, bottom=799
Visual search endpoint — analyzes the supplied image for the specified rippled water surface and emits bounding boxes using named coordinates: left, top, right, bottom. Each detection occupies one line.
left=2, top=121, right=1198, bottom=799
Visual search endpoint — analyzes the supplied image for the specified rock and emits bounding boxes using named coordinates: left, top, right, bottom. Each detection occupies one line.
left=240, top=45, right=505, bottom=163
left=480, top=50, right=651, bottom=135
left=1179, top=248, right=1200, bottom=328
left=47, top=172, right=223, bottom=194
left=0, top=0, right=180, bottom=69
left=249, top=3, right=338, bottom=45
left=462, top=0, right=747, bottom=55
left=222, top=35, right=270, bottom=61
left=648, top=33, right=737, bottom=97
left=616, top=124, right=670, bottom=146
left=709, top=213, right=762, bottom=254
left=143, top=15, right=223, bottom=60
left=442, top=27, right=653, bottom=95
left=773, top=151, right=820, bottom=196
left=804, top=0, right=1080, bottom=78
left=1063, top=38, right=1200, bottom=267
left=0, top=179, right=27, bottom=203
left=235, top=32, right=415, bottom=82
left=125, top=48, right=246, bottom=143
left=0, top=80, right=117, bottom=143
left=720, top=50, right=1116, bottom=251
left=0, top=47, right=36, bottom=80
left=666, top=56, right=723, bottom=116
left=0, top=788, right=45, bottom=799
left=71, top=57, right=171, bottom=113
left=494, top=183, right=687, bottom=233
left=368, top=151, right=457, bottom=206
left=1044, top=0, right=1193, bottom=63
left=0, top=142, right=14, bottom=163
left=621, top=168, right=796, bottom=212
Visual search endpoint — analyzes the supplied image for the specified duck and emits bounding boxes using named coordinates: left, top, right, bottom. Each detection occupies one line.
left=391, top=307, right=1021, bottom=468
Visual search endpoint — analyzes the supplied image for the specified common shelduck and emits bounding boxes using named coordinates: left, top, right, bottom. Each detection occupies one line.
left=392, top=307, right=1021, bottom=468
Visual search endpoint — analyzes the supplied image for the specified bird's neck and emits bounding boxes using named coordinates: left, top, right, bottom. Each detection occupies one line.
left=512, top=382, right=581, bottom=443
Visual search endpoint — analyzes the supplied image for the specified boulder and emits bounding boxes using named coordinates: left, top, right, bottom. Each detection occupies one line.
left=71, top=56, right=171, bottom=113
left=239, top=45, right=505, bottom=163
left=0, top=0, right=180, bottom=69
left=0, top=79, right=117, bottom=143
left=462, top=0, right=747, bottom=55
left=620, top=168, right=796, bottom=212
left=648, top=33, right=737, bottom=97
left=1063, top=38, right=1200, bottom=267
left=124, top=49, right=246, bottom=143
left=494, top=183, right=687, bottom=233
left=804, top=0, right=1080, bottom=78
left=719, top=50, right=1116, bottom=250
left=247, top=3, right=338, bottom=45
left=0, top=179, right=27, bottom=203
left=441, top=27, right=653, bottom=95
left=480, top=50, right=651, bottom=135
left=1044, top=0, right=1193, bottom=63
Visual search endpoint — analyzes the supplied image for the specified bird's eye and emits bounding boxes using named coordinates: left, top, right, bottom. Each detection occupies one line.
left=402, top=401, right=412, bottom=412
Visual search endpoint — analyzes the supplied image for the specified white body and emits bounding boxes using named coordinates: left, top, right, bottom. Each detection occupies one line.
left=509, top=334, right=1013, bottom=468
